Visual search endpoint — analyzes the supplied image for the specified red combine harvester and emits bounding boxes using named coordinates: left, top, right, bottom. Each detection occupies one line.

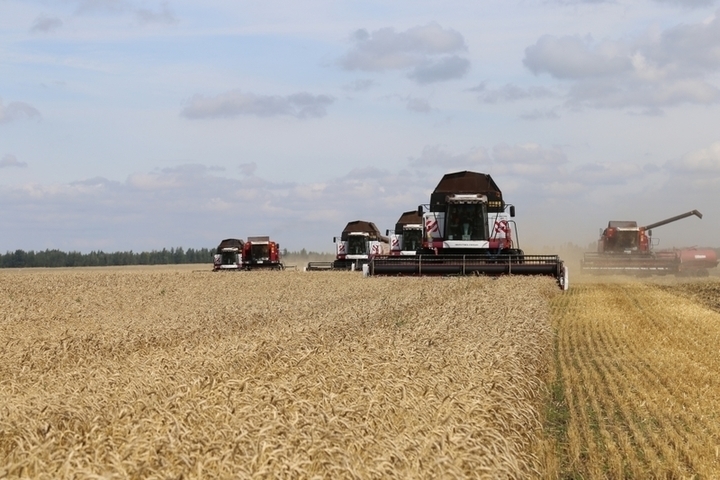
left=580, top=210, right=718, bottom=276
left=365, top=171, right=569, bottom=290
left=242, top=236, right=284, bottom=270
left=213, top=238, right=244, bottom=271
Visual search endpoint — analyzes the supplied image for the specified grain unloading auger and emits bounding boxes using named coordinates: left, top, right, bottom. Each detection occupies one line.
left=580, top=210, right=714, bottom=275
left=364, top=171, right=569, bottom=290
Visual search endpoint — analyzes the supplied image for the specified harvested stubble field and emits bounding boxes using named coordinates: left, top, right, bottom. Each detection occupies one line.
left=0, top=268, right=559, bottom=479
left=549, top=276, right=720, bottom=478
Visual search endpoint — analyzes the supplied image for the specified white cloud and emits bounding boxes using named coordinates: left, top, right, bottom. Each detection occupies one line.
left=666, top=141, right=720, bottom=173
left=567, top=77, right=720, bottom=110
left=523, top=11, right=720, bottom=111
left=74, top=0, right=130, bottom=15
left=62, top=0, right=179, bottom=26
left=338, top=23, right=469, bottom=83
left=409, top=145, right=490, bottom=169
left=524, top=35, right=632, bottom=79
left=0, top=154, right=28, bottom=168
left=653, top=0, right=718, bottom=7
left=343, top=79, right=375, bottom=92
left=136, top=2, right=177, bottom=25
left=30, top=15, right=63, bottom=33
left=570, top=161, right=645, bottom=185
left=493, top=143, right=567, bottom=165
left=407, top=55, right=470, bottom=84
left=0, top=154, right=716, bottom=253
left=538, top=181, right=587, bottom=198
left=239, top=162, right=257, bottom=176
left=519, top=109, right=560, bottom=120
left=0, top=99, right=41, bottom=123
left=181, top=91, right=335, bottom=119
left=0, top=165, right=432, bottom=252
left=491, top=143, right=569, bottom=178
left=478, top=84, right=556, bottom=104
left=406, top=97, right=432, bottom=113
left=409, top=143, right=572, bottom=182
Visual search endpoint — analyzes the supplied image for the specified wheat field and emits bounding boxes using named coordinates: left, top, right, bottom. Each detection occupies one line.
left=0, top=268, right=559, bottom=479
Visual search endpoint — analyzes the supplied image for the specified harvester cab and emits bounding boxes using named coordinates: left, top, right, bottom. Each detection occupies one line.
left=419, top=195, right=517, bottom=254
left=600, top=221, right=644, bottom=254
left=213, top=238, right=244, bottom=271
left=365, top=171, right=569, bottom=290
left=387, top=210, right=423, bottom=256
left=242, top=236, right=284, bottom=270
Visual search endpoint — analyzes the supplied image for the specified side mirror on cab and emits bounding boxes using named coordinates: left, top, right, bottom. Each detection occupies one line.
left=509, top=205, right=516, bottom=218
left=417, top=205, right=423, bottom=216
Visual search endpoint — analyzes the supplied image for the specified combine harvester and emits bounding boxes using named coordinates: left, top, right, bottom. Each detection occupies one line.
left=365, top=171, right=569, bottom=290
left=242, top=236, right=284, bottom=270
left=306, top=221, right=389, bottom=271
left=387, top=211, right=423, bottom=256
left=580, top=210, right=718, bottom=276
left=212, top=238, right=244, bottom=271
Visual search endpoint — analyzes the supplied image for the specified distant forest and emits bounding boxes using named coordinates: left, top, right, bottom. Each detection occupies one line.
left=0, top=248, right=333, bottom=269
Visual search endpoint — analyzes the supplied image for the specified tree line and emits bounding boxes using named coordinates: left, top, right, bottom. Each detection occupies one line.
left=0, top=247, right=334, bottom=268
left=0, top=248, right=216, bottom=268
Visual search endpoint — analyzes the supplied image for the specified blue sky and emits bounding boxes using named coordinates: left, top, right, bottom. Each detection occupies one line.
left=1, top=0, right=719, bottom=253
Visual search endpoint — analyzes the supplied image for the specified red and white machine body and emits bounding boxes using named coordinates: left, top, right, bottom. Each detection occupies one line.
left=389, top=225, right=422, bottom=256
left=388, top=210, right=423, bottom=256
left=335, top=233, right=387, bottom=261
left=213, top=238, right=244, bottom=271
left=242, top=236, right=283, bottom=270
left=420, top=195, right=515, bottom=253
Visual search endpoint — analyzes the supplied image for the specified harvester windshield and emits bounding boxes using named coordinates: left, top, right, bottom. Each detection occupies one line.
left=446, top=202, right=488, bottom=241
left=251, top=243, right=270, bottom=260
left=347, top=235, right=367, bottom=255
left=606, top=230, right=639, bottom=251
left=403, top=228, right=422, bottom=252
left=220, top=251, right=237, bottom=265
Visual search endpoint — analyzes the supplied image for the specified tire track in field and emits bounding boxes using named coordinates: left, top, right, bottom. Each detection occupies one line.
left=550, top=282, right=720, bottom=479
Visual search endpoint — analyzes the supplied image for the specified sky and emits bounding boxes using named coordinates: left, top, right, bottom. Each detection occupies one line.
left=1, top=0, right=719, bottom=254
